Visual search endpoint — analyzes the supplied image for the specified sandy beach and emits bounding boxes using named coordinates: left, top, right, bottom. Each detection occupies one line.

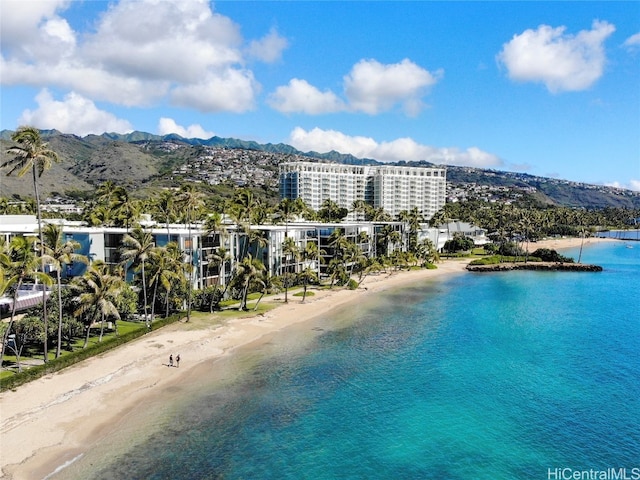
left=0, top=236, right=615, bottom=479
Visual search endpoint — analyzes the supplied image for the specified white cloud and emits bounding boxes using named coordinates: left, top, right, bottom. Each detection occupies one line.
left=247, top=27, right=288, bottom=63
left=170, top=69, right=259, bottom=112
left=269, top=59, right=441, bottom=116
left=288, top=127, right=378, bottom=157
left=268, top=79, right=346, bottom=114
left=0, top=0, right=73, bottom=57
left=18, top=89, right=133, bottom=136
left=622, top=32, right=640, bottom=52
left=344, top=59, right=442, bottom=115
left=605, top=180, right=640, bottom=192
left=82, top=0, right=242, bottom=83
left=157, top=118, right=214, bottom=139
left=497, top=20, right=615, bottom=92
left=287, top=127, right=502, bottom=168
left=0, top=0, right=277, bottom=112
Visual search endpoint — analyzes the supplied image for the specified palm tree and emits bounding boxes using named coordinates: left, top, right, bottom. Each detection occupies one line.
left=415, top=238, right=437, bottom=267
left=3, top=126, right=61, bottom=362
left=253, top=274, right=281, bottom=311
left=73, top=262, right=123, bottom=347
left=41, top=224, right=89, bottom=358
left=298, top=266, right=319, bottom=302
left=281, top=236, right=299, bottom=303
left=235, top=254, right=266, bottom=311
left=161, top=242, right=188, bottom=317
left=120, top=226, right=155, bottom=329
left=205, top=246, right=230, bottom=311
left=111, top=186, right=140, bottom=231
left=151, top=190, right=178, bottom=240
left=176, top=185, right=205, bottom=322
left=83, top=201, right=117, bottom=227
left=147, top=244, right=182, bottom=321
left=0, top=236, right=52, bottom=370
left=203, top=211, right=228, bottom=289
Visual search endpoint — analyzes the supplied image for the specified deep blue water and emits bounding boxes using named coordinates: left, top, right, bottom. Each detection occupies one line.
left=64, top=242, right=640, bottom=480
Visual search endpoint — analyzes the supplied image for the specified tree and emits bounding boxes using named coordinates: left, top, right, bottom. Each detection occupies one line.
left=151, top=190, right=178, bottom=240
left=72, top=262, right=123, bottom=347
left=3, top=126, right=61, bottom=362
left=274, top=197, right=305, bottom=303
left=204, top=246, right=230, bottom=311
left=111, top=186, right=140, bottom=230
left=176, top=185, right=205, bottom=322
left=398, top=207, right=424, bottom=253
left=41, top=224, right=88, bottom=358
left=443, top=234, right=474, bottom=253
left=234, top=254, right=266, bottom=311
left=281, top=236, right=299, bottom=303
left=415, top=238, right=438, bottom=266
left=298, top=266, right=318, bottom=302
left=318, top=199, right=348, bottom=222
left=160, top=242, right=188, bottom=317
left=120, top=226, right=155, bottom=329
left=0, top=236, right=52, bottom=370
left=147, top=244, right=183, bottom=320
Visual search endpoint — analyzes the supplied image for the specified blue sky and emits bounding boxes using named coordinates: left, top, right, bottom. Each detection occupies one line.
left=1, top=1, right=639, bottom=190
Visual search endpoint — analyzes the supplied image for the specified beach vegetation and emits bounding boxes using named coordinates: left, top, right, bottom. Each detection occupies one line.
left=120, top=226, right=155, bottom=329
left=444, top=234, right=475, bottom=254
left=530, top=248, right=574, bottom=263
left=0, top=235, right=52, bottom=370
left=71, top=261, right=125, bottom=347
left=40, top=224, right=89, bottom=358
left=175, top=184, right=206, bottom=322
left=3, top=127, right=61, bottom=363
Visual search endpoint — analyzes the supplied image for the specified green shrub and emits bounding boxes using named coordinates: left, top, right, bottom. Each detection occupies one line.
left=530, top=248, right=574, bottom=263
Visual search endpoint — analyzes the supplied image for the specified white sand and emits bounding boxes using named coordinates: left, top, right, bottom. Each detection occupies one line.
left=0, top=236, right=617, bottom=479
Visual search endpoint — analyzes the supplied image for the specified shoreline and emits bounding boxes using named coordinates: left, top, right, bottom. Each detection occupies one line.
left=0, top=237, right=617, bottom=479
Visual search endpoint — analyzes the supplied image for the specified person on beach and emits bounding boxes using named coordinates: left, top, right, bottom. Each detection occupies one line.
left=176, top=354, right=180, bottom=367
left=169, top=354, right=173, bottom=367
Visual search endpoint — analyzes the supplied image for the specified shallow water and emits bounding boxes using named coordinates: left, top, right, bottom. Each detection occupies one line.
left=58, top=242, right=640, bottom=479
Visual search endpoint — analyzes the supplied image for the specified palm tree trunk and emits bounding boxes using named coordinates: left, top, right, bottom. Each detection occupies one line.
left=56, top=270, right=63, bottom=358
left=0, top=280, right=23, bottom=369
left=141, top=262, right=149, bottom=329
left=33, top=166, right=49, bottom=363
left=186, top=222, right=193, bottom=322
left=99, top=312, right=106, bottom=342
left=253, top=291, right=265, bottom=311
left=83, top=310, right=98, bottom=348
left=151, top=279, right=159, bottom=323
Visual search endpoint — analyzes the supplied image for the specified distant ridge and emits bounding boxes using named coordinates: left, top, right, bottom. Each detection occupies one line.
left=1, top=128, right=639, bottom=209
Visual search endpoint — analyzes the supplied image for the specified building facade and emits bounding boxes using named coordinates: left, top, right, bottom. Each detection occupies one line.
left=0, top=216, right=422, bottom=292
left=279, top=162, right=446, bottom=220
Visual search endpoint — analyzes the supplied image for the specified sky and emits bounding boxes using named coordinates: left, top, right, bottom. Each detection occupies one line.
left=1, top=1, right=639, bottom=191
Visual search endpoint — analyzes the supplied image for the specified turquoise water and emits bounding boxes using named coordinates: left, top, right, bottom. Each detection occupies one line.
left=74, top=242, right=640, bottom=479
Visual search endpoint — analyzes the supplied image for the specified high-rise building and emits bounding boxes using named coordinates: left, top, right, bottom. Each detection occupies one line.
left=279, top=162, right=446, bottom=219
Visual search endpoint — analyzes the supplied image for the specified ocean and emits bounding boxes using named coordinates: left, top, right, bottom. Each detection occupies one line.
left=58, top=241, right=640, bottom=480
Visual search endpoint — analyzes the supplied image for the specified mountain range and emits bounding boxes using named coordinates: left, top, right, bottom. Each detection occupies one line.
left=1, top=129, right=639, bottom=209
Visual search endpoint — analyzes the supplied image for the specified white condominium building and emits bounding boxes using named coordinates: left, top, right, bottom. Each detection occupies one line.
left=279, top=162, right=446, bottom=219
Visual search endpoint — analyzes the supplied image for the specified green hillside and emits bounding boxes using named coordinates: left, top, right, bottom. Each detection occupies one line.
left=1, top=129, right=638, bottom=209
